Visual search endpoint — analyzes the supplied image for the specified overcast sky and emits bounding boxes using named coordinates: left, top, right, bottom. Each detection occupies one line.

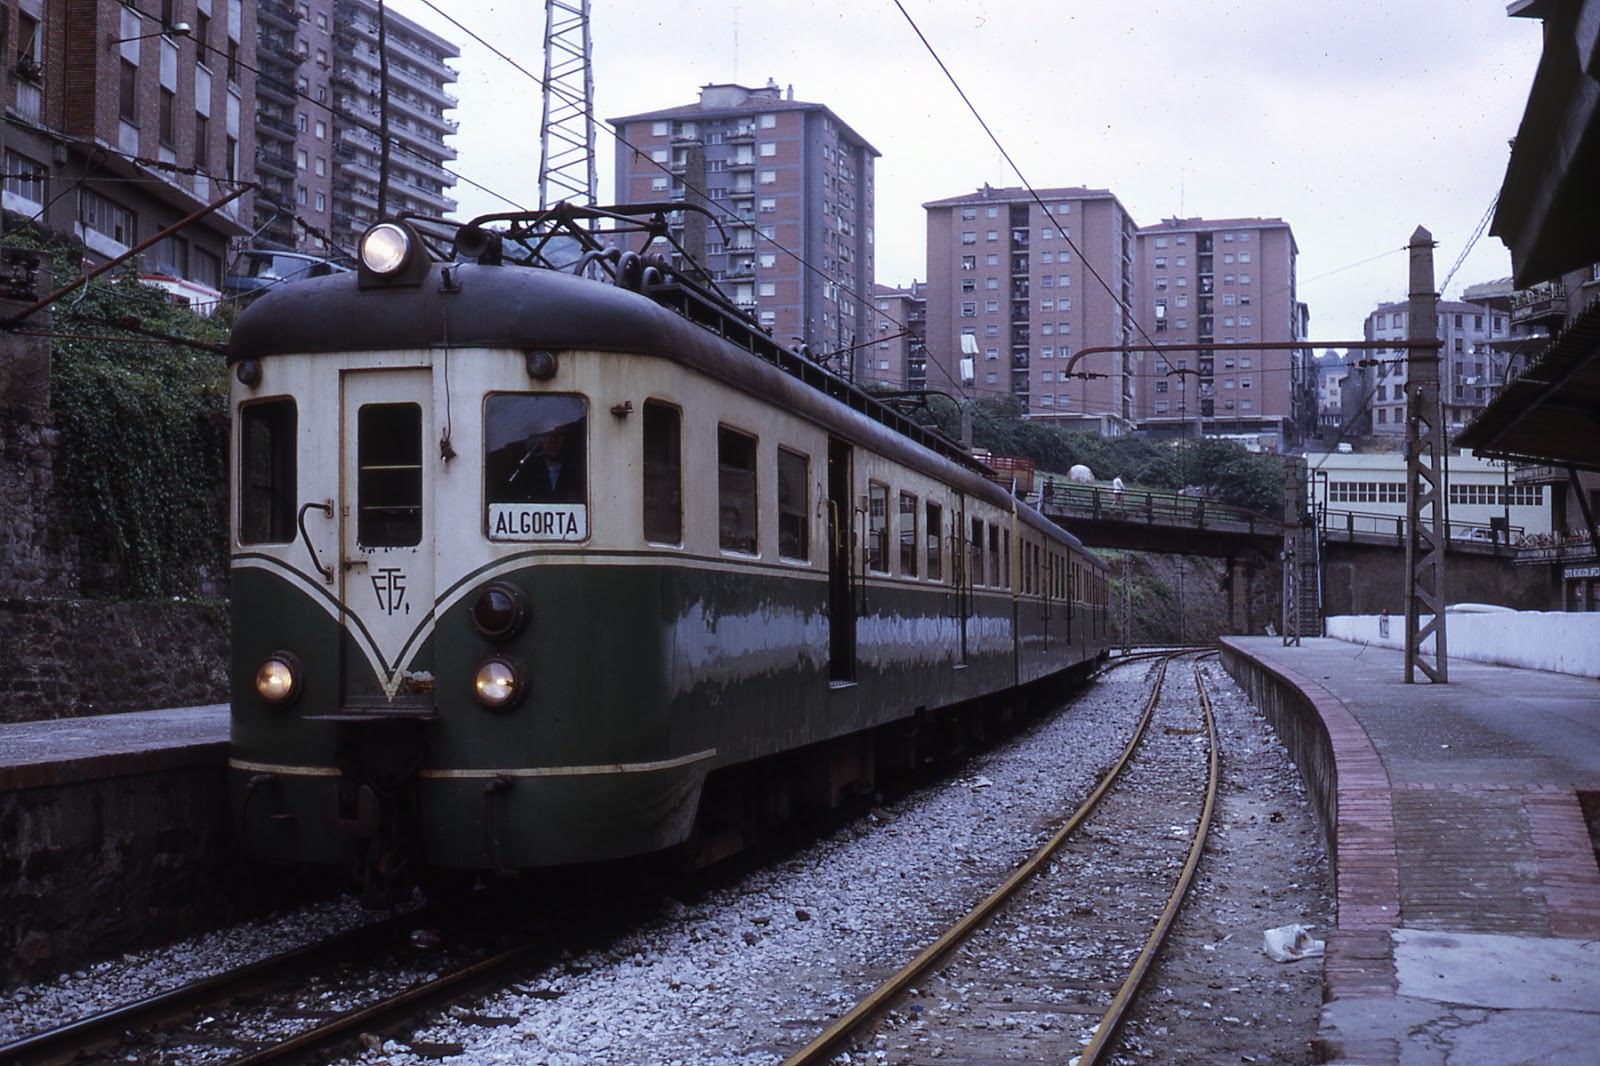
left=387, top=0, right=1544, bottom=342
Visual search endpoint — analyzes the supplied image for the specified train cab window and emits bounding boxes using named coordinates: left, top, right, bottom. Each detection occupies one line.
left=239, top=398, right=296, bottom=544
left=777, top=447, right=809, bottom=561
left=969, top=516, right=984, bottom=586
left=357, top=403, right=423, bottom=547
left=485, top=394, right=589, bottom=542
left=718, top=426, right=758, bottom=553
left=898, top=492, right=918, bottom=577
left=925, top=501, right=943, bottom=581
left=866, top=482, right=889, bottom=573
left=988, top=524, right=1001, bottom=588
left=643, top=401, right=682, bottom=544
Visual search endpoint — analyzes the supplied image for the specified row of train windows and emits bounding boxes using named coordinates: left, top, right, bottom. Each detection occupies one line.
left=237, top=393, right=1085, bottom=600
left=236, top=394, right=799, bottom=555
left=863, top=481, right=1079, bottom=599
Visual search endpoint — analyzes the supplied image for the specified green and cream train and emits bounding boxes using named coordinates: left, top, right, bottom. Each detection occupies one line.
left=226, top=209, right=1110, bottom=890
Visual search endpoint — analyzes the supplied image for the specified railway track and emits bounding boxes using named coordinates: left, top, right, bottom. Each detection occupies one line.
left=782, top=652, right=1221, bottom=1065
left=0, top=900, right=588, bottom=1066
left=3, top=653, right=1319, bottom=1065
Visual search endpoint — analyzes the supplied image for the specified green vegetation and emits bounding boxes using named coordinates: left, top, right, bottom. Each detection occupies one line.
left=8, top=229, right=232, bottom=598
left=931, top=395, right=1287, bottom=517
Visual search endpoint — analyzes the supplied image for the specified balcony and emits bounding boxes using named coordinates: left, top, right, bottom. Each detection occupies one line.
left=258, top=0, right=299, bottom=31
left=1510, top=284, right=1567, bottom=330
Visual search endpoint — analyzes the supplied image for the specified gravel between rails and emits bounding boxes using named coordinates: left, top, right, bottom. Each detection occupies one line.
left=2, top=660, right=1332, bottom=1065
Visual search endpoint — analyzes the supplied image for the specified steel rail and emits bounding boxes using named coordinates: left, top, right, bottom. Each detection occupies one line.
left=780, top=654, right=1177, bottom=1066
left=0, top=913, right=421, bottom=1066
left=1076, top=656, right=1222, bottom=1066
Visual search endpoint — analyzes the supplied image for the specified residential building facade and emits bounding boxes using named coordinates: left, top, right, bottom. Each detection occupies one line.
left=1134, top=217, right=1309, bottom=445
left=252, top=0, right=459, bottom=257
left=3, top=0, right=256, bottom=303
left=923, top=185, right=1137, bottom=432
left=1352, top=299, right=1512, bottom=436
left=610, top=82, right=878, bottom=369
left=868, top=282, right=925, bottom=389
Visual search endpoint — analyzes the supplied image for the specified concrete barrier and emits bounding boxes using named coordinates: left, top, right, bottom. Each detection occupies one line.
left=1326, top=611, right=1600, bottom=678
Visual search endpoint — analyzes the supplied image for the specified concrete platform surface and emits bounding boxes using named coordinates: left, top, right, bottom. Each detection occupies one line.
left=1224, top=637, right=1600, bottom=1066
left=0, top=704, right=227, bottom=791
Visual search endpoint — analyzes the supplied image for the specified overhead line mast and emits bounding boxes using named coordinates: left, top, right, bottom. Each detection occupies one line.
left=538, top=0, right=598, bottom=210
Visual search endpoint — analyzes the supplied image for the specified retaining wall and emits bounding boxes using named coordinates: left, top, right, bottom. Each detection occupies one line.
left=1326, top=611, right=1600, bottom=678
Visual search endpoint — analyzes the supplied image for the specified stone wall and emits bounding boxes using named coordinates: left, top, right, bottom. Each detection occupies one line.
left=0, top=597, right=230, bottom=723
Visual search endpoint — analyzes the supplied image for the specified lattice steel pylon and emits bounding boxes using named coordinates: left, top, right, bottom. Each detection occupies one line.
left=1404, top=226, right=1448, bottom=683
left=538, top=0, right=597, bottom=210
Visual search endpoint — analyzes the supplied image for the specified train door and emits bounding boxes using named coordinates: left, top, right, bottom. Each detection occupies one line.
left=338, top=368, right=435, bottom=712
left=827, top=438, right=856, bottom=683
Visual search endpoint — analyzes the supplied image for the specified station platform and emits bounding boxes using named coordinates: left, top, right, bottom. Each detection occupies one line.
left=1221, top=637, right=1600, bottom=1066
left=0, top=703, right=228, bottom=791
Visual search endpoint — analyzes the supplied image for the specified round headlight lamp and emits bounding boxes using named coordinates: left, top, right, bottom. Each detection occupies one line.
left=470, top=580, right=529, bottom=641
left=473, top=658, right=523, bottom=710
left=360, top=222, right=414, bottom=275
left=255, top=652, right=303, bottom=706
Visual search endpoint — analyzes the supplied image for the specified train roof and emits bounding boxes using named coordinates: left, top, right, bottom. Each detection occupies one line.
left=229, top=255, right=1098, bottom=562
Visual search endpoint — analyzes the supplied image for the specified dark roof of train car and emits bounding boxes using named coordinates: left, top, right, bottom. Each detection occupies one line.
left=229, top=263, right=1102, bottom=565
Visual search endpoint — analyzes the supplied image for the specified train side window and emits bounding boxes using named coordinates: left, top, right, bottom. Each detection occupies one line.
left=777, top=447, right=809, bottom=561
left=718, top=426, right=758, bottom=553
left=239, top=398, right=297, bottom=544
left=866, top=482, right=889, bottom=573
left=357, top=403, right=423, bottom=547
left=925, top=501, right=943, bottom=581
left=898, top=492, right=918, bottom=577
left=643, top=401, right=682, bottom=544
left=969, top=516, right=984, bottom=586
left=988, top=523, right=1001, bottom=588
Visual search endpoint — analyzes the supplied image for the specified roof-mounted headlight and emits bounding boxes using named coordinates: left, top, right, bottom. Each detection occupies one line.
left=356, top=220, right=431, bottom=287
left=361, top=222, right=413, bottom=275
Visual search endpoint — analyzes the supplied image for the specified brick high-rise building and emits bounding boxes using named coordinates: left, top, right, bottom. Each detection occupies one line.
left=923, top=186, right=1138, bottom=433
left=610, top=81, right=878, bottom=370
left=1133, top=217, right=1309, bottom=443
left=867, top=282, right=925, bottom=389
left=3, top=0, right=256, bottom=301
left=252, top=0, right=459, bottom=257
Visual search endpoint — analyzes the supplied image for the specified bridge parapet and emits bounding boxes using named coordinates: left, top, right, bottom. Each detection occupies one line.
left=1036, top=480, right=1277, bottom=538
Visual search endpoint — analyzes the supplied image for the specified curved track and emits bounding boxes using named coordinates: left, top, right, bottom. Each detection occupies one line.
left=782, top=653, right=1221, bottom=1065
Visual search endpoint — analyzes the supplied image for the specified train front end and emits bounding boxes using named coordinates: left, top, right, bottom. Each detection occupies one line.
left=226, top=221, right=710, bottom=889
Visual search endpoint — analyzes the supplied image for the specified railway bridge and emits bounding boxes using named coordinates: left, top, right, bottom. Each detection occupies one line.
left=1033, top=481, right=1547, bottom=631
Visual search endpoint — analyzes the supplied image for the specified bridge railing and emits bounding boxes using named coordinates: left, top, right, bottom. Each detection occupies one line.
left=1036, top=479, right=1278, bottom=535
left=1317, top=507, right=1525, bottom=546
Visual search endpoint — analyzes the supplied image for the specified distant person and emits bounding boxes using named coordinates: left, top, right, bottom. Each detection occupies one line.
left=1112, top=475, right=1125, bottom=506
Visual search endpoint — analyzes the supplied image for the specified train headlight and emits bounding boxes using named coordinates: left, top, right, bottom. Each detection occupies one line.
left=255, top=652, right=303, bottom=707
left=473, top=658, right=523, bottom=710
left=470, top=580, right=528, bottom=641
left=360, top=222, right=414, bottom=275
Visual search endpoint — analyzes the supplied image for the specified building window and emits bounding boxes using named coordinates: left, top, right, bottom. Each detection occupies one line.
left=4, top=149, right=46, bottom=205
left=120, top=61, right=139, bottom=122
left=80, top=189, right=135, bottom=245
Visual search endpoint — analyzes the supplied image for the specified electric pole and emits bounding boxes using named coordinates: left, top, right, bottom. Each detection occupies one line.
left=538, top=0, right=597, bottom=209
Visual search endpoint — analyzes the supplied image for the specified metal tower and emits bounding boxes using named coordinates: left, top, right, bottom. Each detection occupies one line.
left=538, top=0, right=597, bottom=209
left=1403, top=226, right=1448, bottom=683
